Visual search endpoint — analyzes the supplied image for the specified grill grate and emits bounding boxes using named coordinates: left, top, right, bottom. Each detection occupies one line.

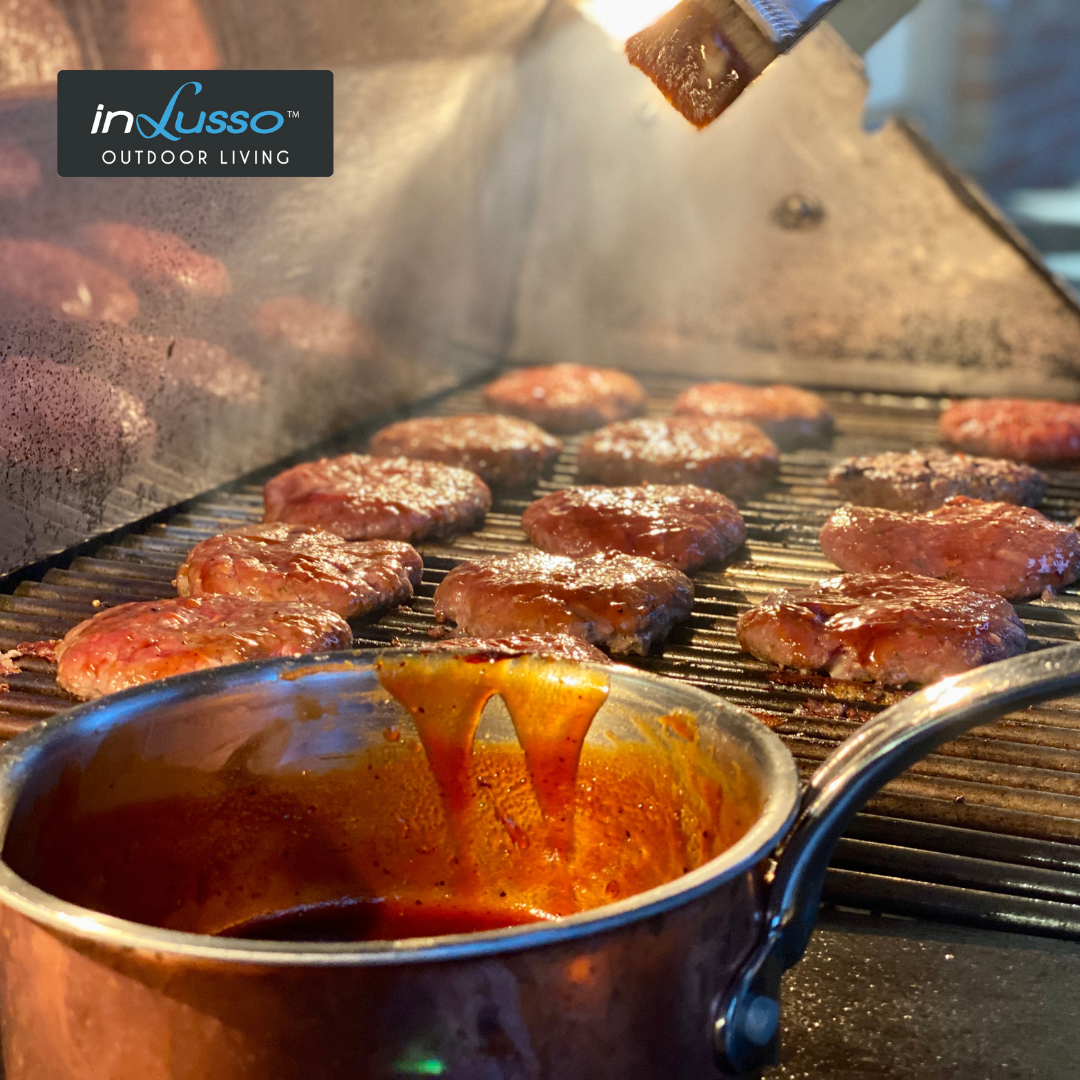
left=7, top=376, right=1080, bottom=937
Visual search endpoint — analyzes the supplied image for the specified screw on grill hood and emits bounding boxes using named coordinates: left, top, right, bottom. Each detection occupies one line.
left=774, top=193, right=825, bottom=229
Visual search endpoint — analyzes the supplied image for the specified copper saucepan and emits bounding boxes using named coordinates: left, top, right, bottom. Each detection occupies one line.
left=0, top=645, right=1078, bottom=1079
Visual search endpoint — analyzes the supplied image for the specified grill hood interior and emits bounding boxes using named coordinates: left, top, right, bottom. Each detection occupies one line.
left=1, top=0, right=1079, bottom=573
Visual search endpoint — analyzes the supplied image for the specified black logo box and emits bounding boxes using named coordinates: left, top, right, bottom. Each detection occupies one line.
left=57, top=70, right=333, bottom=177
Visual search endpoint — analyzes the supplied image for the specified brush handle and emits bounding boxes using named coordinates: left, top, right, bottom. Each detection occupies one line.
left=733, top=0, right=843, bottom=47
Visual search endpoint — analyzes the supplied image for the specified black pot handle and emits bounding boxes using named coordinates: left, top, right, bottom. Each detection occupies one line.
left=714, top=643, right=1080, bottom=1077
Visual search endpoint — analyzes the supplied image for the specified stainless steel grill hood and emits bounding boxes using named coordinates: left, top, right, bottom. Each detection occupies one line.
left=0, top=0, right=1079, bottom=576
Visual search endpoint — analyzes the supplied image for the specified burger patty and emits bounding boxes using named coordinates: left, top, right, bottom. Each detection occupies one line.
left=76, top=221, right=231, bottom=298
left=521, top=484, right=746, bottom=572
left=828, top=448, right=1045, bottom=511
left=263, top=454, right=492, bottom=543
left=407, top=633, right=610, bottom=664
left=673, top=382, right=833, bottom=449
left=819, top=497, right=1080, bottom=600
left=369, top=414, right=562, bottom=488
left=176, top=524, right=423, bottom=619
left=577, top=417, right=779, bottom=502
left=482, top=364, right=646, bottom=433
left=939, top=398, right=1080, bottom=464
left=433, top=550, right=693, bottom=655
left=55, top=595, right=352, bottom=700
left=737, top=571, right=1026, bottom=686
left=0, top=238, right=138, bottom=324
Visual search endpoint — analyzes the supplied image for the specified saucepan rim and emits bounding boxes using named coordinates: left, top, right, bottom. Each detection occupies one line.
left=0, top=649, right=800, bottom=966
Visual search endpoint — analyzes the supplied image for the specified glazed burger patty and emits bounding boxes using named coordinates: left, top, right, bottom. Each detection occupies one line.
left=673, top=382, right=833, bottom=449
left=433, top=550, right=693, bottom=656
left=55, top=595, right=352, bottom=700
left=369, top=414, right=562, bottom=488
left=175, top=524, right=423, bottom=619
left=820, top=497, right=1080, bottom=600
left=263, top=454, right=491, bottom=543
left=408, top=633, right=610, bottom=664
left=577, top=417, right=779, bottom=502
left=939, top=398, right=1080, bottom=463
left=828, top=448, right=1045, bottom=512
left=482, top=364, right=646, bottom=433
left=737, top=571, right=1026, bottom=686
left=521, top=484, right=746, bottom=572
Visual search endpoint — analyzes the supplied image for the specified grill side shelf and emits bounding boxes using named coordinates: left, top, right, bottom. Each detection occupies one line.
left=5, top=377, right=1080, bottom=938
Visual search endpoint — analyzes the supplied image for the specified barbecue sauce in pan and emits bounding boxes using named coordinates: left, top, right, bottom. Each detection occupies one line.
left=6, top=655, right=760, bottom=941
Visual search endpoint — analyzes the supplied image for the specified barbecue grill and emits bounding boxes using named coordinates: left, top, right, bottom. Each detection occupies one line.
left=4, top=0, right=1080, bottom=1074
left=6, top=374, right=1080, bottom=942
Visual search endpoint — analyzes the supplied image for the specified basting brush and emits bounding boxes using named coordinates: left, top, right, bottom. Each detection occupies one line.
left=580, top=0, right=844, bottom=128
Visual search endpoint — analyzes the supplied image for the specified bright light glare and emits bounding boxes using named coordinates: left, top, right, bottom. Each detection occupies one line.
left=576, top=0, right=678, bottom=42
left=58, top=913, right=108, bottom=935
left=394, top=1060, right=445, bottom=1077
left=919, top=679, right=972, bottom=712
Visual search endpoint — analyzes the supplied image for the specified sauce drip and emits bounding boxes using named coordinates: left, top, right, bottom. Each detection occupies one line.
left=377, top=654, right=609, bottom=863
left=494, top=658, right=609, bottom=858
left=376, top=654, right=498, bottom=867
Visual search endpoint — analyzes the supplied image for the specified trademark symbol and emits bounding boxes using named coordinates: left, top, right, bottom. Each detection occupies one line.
left=288, top=110, right=300, bottom=118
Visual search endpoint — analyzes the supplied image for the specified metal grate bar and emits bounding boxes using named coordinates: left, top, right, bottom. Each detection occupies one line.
left=821, top=867, right=1080, bottom=939
left=831, top=837, right=1080, bottom=904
